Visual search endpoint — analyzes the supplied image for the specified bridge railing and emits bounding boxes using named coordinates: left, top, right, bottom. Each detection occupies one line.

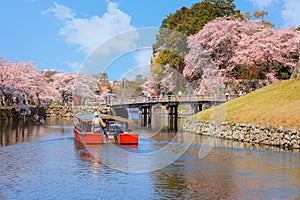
left=109, top=94, right=239, bottom=106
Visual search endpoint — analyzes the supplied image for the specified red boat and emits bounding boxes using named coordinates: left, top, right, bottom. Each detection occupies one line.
left=74, top=114, right=138, bottom=145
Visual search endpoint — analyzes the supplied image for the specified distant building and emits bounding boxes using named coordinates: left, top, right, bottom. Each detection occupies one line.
left=111, top=80, right=121, bottom=94
left=43, top=69, right=57, bottom=78
left=99, top=73, right=109, bottom=85
left=99, top=73, right=110, bottom=93
left=135, top=74, right=143, bottom=82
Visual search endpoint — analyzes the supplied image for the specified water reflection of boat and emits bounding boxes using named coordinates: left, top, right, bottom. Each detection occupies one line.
left=74, top=114, right=138, bottom=145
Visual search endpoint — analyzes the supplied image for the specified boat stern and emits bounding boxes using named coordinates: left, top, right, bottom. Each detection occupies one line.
left=117, top=133, right=139, bottom=145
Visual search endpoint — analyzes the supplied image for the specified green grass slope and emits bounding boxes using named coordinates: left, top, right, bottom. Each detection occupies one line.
left=194, top=80, right=300, bottom=130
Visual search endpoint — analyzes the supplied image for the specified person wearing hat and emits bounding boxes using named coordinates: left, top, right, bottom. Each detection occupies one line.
left=92, top=111, right=106, bottom=134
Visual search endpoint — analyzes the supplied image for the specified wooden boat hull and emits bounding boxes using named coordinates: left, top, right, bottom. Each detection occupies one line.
left=74, top=114, right=138, bottom=145
left=74, top=128, right=138, bottom=145
left=74, top=128, right=104, bottom=144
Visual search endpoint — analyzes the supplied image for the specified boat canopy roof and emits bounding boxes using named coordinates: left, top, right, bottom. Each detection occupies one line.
left=75, top=114, right=133, bottom=123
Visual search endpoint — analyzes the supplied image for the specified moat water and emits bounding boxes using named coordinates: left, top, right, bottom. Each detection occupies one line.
left=0, top=118, right=299, bottom=199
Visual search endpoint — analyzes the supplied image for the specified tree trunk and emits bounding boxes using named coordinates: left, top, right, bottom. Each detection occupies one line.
left=291, top=58, right=300, bottom=80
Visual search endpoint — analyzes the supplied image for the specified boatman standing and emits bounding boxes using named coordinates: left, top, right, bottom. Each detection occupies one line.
left=92, top=111, right=106, bottom=134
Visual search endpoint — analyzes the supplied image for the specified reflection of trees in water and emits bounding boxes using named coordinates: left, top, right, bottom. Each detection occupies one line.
left=151, top=161, right=187, bottom=199
left=0, top=120, right=43, bottom=146
left=183, top=146, right=238, bottom=199
left=150, top=113, right=185, bottom=133
left=148, top=133, right=250, bottom=198
left=149, top=132, right=191, bottom=198
left=0, top=118, right=74, bottom=147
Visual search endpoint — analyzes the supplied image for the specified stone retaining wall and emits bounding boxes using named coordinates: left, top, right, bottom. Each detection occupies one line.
left=0, top=105, right=111, bottom=120
left=0, top=107, right=47, bottom=120
left=46, top=106, right=111, bottom=118
left=183, top=119, right=300, bottom=149
left=46, top=106, right=73, bottom=118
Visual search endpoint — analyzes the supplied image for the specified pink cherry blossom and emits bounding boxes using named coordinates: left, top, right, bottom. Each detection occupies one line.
left=0, top=59, right=57, bottom=106
left=184, top=17, right=300, bottom=85
left=50, top=72, right=76, bottom=103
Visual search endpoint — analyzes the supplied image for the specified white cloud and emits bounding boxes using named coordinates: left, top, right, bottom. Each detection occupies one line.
left=91, top=30, right=139, bottom=56
left=281, top=0, right=300, bottom=28
left=43, top=2, right=75, bottom=21
left=43, top=1, right=137, bottom=54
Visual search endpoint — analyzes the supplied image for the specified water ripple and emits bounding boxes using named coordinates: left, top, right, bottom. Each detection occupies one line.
left=1, top=124, right=299, bottom=199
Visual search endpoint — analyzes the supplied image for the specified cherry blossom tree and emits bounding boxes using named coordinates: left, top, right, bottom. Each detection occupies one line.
left=0, top=58, right=59, bottom=118
left=23, top=70, right=58, bottom=104
left=184, top=17, right=300, bottom=85
left=73, top=72, right=103, bottom=104
left=144, top=63, right=186, bottom=96
left=161, top=72, right=176, bottom=93
left=50, top=72, right=76, bottom=103
left=194, top=64, right=225, bottom=95
left=141, top=77, right=156, bottom=96
left=184, top=45, right=210, bottom=80
left=0, top=58, right=57, bottom=108
left=233, top=27, right=300, bottom=81
left=160, top=65, right=187, bottom=94
left=184, top=50, right=225, bottom=95
left=184, top=17, right=261, bottom=81
left=35, top=73, right=58, bottom=103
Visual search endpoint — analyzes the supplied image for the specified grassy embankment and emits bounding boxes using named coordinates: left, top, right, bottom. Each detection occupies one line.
left=193, top=80, right=300, bottom=130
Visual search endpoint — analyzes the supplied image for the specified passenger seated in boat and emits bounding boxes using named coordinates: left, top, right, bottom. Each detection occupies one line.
left=92, top=112, right=106, bottom=135
left=109, top=123, right=123, bottom=135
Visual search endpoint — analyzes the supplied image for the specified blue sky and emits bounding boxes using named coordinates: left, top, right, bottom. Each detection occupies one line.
left=1, top=0, right=299, bottom=80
